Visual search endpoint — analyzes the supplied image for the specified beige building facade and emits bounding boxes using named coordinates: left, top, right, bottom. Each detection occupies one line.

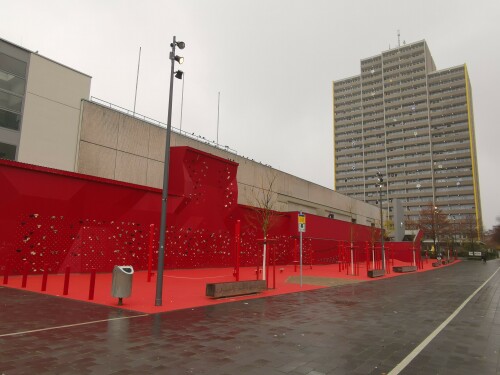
left=0, top=38, right=91, bottom=171
left=77, top=100, right=381, bottom=225
left=333, top=40, right=482, bottom=238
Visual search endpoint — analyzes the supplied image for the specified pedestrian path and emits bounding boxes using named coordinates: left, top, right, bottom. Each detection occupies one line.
left=0, top=260, right=498, bottom=374
left=2, top=260, right=452, bottom=313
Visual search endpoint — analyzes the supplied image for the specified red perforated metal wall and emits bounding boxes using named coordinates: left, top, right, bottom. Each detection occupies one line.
left=0, top=146, right=417, bottom=275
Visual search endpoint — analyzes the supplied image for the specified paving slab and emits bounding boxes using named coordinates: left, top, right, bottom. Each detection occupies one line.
left=0, top=260, right=498, bottom=374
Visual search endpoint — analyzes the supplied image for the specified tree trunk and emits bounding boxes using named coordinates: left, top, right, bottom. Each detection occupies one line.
left=262, top=237, right=267, bottom=280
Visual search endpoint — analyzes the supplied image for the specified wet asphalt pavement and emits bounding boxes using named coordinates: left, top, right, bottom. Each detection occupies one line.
left=0, top=259, right=499, bottom=375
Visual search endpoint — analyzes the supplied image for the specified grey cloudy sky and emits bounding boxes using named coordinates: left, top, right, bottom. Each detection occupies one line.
left=2, top=0, right=500, bottom=229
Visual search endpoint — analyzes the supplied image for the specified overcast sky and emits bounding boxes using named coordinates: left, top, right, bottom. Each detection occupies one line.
left=2, top=0, right=499, bottom=229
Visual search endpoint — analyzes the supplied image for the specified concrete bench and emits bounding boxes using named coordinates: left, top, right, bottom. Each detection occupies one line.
left=393, top=265, right=417, bottom=273
left=367, top=269, right=385, bottom=278
left=206, top=280, right=266, bottom=298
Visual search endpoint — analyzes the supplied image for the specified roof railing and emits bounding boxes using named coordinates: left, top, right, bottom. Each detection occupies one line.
left=90, top=96, right=238, bottom=155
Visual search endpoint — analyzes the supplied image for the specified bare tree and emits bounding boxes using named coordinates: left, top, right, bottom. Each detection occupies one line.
left=460, top=214, right=478, bottom=253
left=404, top=216, right=420, bottom=231
left=490, top=217, right=500, bottom=246
left=445, top=217, right=459, bottom=255
left=417, top=203, right=450, bottom=255
left=484, top=217, right=500, bottom=251
left=248, top=171, right=280, bottom=281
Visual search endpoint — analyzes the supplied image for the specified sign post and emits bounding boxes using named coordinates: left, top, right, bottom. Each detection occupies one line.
left=298, top=212, right=306, bottom=287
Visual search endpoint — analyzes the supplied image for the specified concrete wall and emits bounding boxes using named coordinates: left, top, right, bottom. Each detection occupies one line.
left=17, top=53, right=91, bottom=171
left=77, top=100, right=381, bottom=225
left=77, top=102, right=164, bottom=186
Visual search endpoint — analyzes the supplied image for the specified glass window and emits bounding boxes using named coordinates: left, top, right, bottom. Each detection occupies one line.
left=0, top=108, right=21, bottom=130
left=0, top=71, right=25, bottom=95
left=0, top=52, right=27, bottom=78
left=0, top=90, right=22, bottom=112
left=0, top=142, right=16, bottom=160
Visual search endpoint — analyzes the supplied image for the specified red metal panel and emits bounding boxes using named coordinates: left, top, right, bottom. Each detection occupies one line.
left=0, top=147, right=418, bottom=275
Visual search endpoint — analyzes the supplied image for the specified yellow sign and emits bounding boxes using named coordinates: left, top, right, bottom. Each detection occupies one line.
left=298, top=213, right=306, bottom=232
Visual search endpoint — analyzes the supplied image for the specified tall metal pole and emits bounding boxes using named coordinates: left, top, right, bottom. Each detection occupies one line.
left=433, top=210, right=436, bottom=254
left=179, top=72, right=185, bottom=132
left=299, top=230, right=303, bottom=287
left=133, top=47, right=141, bottom=116
left=216, top=91, right=220, bottom=146
left=377, top=173, right=385, bottom=271
left=379, top=186, right=385, bottom=270
left=155, top=36, right=177, bottom=306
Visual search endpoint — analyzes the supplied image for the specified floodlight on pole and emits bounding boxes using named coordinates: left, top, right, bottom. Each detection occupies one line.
left=433, top=206, right=439, bottom=255
left=155, top=36, right=186, bottom=307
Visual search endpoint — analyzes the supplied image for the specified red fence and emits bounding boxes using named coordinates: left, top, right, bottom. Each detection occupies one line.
left=0, top=146, right=419, bottom=275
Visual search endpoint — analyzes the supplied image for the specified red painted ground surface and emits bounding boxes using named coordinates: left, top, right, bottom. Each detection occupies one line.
left=3, top=259, right=458, bottom=314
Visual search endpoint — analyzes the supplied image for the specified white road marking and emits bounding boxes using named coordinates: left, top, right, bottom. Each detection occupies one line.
left=0, top=314, right=149, bottom=338
left=388, top=266, right=500, bottom=374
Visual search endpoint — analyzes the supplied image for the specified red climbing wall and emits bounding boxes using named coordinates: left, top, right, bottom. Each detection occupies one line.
left=0, top=147, right=240, bottom=274
left=0, top=146, right=415, bottom=275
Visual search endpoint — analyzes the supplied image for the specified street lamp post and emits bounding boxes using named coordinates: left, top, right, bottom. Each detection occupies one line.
left=376, top=172, right=386, bottom=271
left=451, top=215, right=457, bottom=259
left=433, top=206, right=438, bottom=256
left=179, top=71, right=185, bottom=133
left=155, top=36, right=185, bottom=307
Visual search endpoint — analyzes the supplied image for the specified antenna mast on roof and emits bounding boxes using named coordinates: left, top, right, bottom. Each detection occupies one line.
left=133, top=47, right=141, bottom=116
left=216, top=91, right=220, bottom=147
left=397, top=30, right=401, bottom=48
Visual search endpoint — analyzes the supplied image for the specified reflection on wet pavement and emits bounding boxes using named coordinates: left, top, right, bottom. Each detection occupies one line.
left=0, top=260, right=499, bottom=374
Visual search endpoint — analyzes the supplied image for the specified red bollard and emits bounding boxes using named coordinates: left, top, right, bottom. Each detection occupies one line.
left=337, top=242, right=341, bottom=272
left=2, top=264, right=9, bottom=285
left=234, top=220, right=241, bottom=281
left=63, top=266, right=70, bottom=295
left=340, top=242, right=344, bottom=271
left=21, top=262, right=29, bottom=288
left=355, top=246, right=360, bottom=276
left=386, top=246, right=390, bottom=274
left=147, top=224, right=155, bottom=283
left=294, top=238, right=298, bottom=272
left=266, top=244, right=269, bottom=289
left=385, top=247, right=390, bottom=274
left=88, top=269, right=96, bottom=300
left=272, top=245, right=276, bottom=289
left=365, top=242, right=370, bottom=271
left=41, top=264, right=48, bottom=291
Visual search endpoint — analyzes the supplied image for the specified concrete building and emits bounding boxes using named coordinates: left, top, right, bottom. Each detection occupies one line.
left=0, top=36, right=381, bottom=227
left=0, top=38, right=91, bottom=171
left=333, top=40, right=482, bottom=238
left=78, top=99, right=380, bottom=225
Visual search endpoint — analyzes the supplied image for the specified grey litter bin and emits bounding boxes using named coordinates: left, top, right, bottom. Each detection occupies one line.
left=111, top=265, right=134, bottom=305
